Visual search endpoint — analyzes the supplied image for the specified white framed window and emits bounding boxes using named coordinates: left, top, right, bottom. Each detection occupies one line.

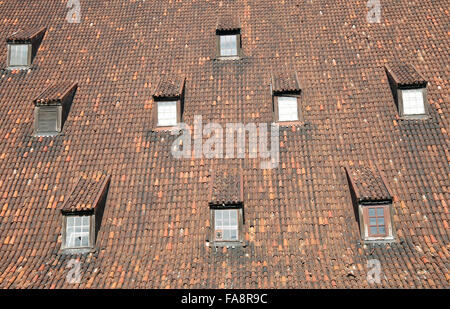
left=402, top=89, right=425, bottom=115
left=35, top=106, right=60, bottom=135
left=219, top=34, right=238, bottom=57
left=214, top=209, right=239, bottom=241
left=157, top=101, right=178, bottom=126
left=8, top=44, right=29, bottom=67
left=277, top=96, right=298, bottom=122
left=65, top=215, right=91, bottom=248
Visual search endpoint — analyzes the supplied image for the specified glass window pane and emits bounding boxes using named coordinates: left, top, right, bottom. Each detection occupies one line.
left=157, top=101, right=177, bottom=126
left=9, top=44, right=28, bottom=66
left=369, top=226, right=378, bottom=235
left=368, top=208, right=376, bottom=217
left=223, top=211, right=230, bottom=226
left=377, top=208, right=384, bottom=217
left=220, top=35, right=237, bottom=56
left=402, top=89, right=425, bottom=115
left=379, top=226, right=386, bottom=235
left=369, top=218, right=377, bottom=226
left=278, top=97, right=298, bottom=121
left=229, top=229, right=238, bottom=240
left=378, top=217, right=385, bottom=225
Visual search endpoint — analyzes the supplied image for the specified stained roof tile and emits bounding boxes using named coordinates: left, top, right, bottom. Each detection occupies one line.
left=6, top=26, right=46, bottom=43
left=345, top=165, right=392, bottom=204
left=385, top=62, right=427, bottom=87
left=34, top=82, right=77, bottom=106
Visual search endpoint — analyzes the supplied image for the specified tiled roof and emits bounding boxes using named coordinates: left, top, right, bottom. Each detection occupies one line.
left=153, top=75, right=185, bottom=99
left=0, top=0, right=448, bottom=289
left=216, top=14, right=240, bottom=32
left=385, top=62, right=427, bottom=87
left=6, top=26, right=46, bottom=43
left=345, top=165, right=392, bottom=204
left=209, top=170, right=244, bottom=206
left=61, top=172, right=111, bottom=213
left=34, top=82, right=77, bottom=105
left=271, top=71, right=301, bottom=93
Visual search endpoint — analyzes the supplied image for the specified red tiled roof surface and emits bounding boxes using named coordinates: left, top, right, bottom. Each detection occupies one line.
left=345, top=165, right=392, bottom=203
left=385, top=62, right=428, bottom=87
left=61, top=172, right=110, bottom=213
left=216, top=14, right=241, bottom=32
left=271, top=71, right=301, bottom=93
left=6, top=26, right=46, bottom=43
left=209, top=170, right=244, bottom=206
left=0, top=1, right=448, bottom=288
left=153, top=75, right=185, bottom=99
left=34, top=82, right=77, bottom=105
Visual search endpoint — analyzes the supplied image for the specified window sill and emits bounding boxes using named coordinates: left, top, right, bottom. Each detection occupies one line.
left=215, top=56, right=242, bottom=61
left=33, top=132, right=60, bottom=137
left=276, top=120, right=304, bottom=126
left=6, top=65, right=31, bottom=71
left=362, top=236, right=395, bottom=244
left=399, top=114, right=431, bottom=120
left=211, top=240, right=245, bottom=248
left=59, top=247, right=96, bottom=255
left=152, top=125, right=181, bottom=132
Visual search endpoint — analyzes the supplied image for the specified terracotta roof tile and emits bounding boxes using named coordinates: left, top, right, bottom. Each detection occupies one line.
left=345, top=165, right=392, bottom=204
left=61, top=172, right=110, bottom=213
left=6, top=26, right=46, bottom=43
left=216, top=14, right=241, bottom=32
left=153, top=75, right=185, bottom=99
left=271, top=71, right=301, bottom=93
left=385, top=62, right=427, bottom=87
left=33, top=82, right=77, bottom=106
left=209, top=170, right=243, bottom=206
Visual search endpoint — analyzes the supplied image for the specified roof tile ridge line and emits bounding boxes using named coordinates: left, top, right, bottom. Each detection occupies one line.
left=56, top=82, right=78, bottom=101
left=27, top=26, right=47, bottom=41
left=89, top=174, right=111, bottom=211
left=409, top=63, right=428, bottom=84
left=270, top=72, right=275, bottom=94
left=239, top=166, right=244, bottom=203
left=294, top=71, right=301, bottom=91
left=342, top=164, right=361, bottom=200
left=374, top=163, right=394, bottom=201
left=60, top=176, right=83, bottom=212
left=384, top=64, right=400, bottom=84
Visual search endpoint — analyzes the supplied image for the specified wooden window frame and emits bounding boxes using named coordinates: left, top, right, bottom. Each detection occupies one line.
left=273, top=94, right=303, bottom=124
left=61, top=213, right=95, bottom=253
left=359, top=204, right=394, bottom=242
left=7, top=43, right=32, bottom=68
left=216, top=30, right=241, bottom=60
left=397, top=87, right=430, bottom=119
left=210, top=206, right=244, bottom=247
left=152, top=97, right=182, bottom=131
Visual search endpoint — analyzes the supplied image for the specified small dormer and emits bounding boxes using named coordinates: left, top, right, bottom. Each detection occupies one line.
left=208, top=170, right=244, bottom=247
left=385, top=63, right=429, bottom=119
left=6, top=27, right=46, bottom=69
left=33, top=82, right=77, bottom=136
left=216, top=15, right=241, bottom=59
left=271, top=71, right=303, bottom=123
left=152, top=75, right=185, bottom=130
left=60, top=172, right=110, bottom=253
left=344, top=165, right=395, bottom=243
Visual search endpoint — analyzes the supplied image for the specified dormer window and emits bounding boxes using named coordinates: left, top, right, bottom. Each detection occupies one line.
left=216, top=15, right=241, bottom=59
left=271, top=72, right=303, bottom=123
left=385, top=63, right=429, bottom=119
left=209, top=170, right=244, bottom=247
left=345, top=165, right=395, bottom=243
left=33, top=82, right=77, bottom=136
left=153, top=75, right=185, bottom=130
left=6, top=27, right=46, bottom=69
left=61, top=173, right=110, bottom=253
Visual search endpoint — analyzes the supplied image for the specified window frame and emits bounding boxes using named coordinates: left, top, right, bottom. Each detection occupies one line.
left=61, top=213, right=95, bottom=252
left=153, top=97, right=182, bottom=130
left=359, top=204, right=394, bottom=242
left=216, top=30, right=241, bottom=59
left=7, top=43, right=32, bottom=68
left=34, top=105, right=62, bottom=136
left=397, top=87, right=429, bottom=119
left=210, top=206, right=244, bottom=247
left=273, top=94, right=303, bottom=124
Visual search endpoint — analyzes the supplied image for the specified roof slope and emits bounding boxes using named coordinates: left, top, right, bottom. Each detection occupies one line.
left=0, top=0, right=448, bottom=288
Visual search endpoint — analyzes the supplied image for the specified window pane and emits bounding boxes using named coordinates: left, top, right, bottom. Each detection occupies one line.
left=9, top=44, right=28, bottom=66
left=402, top=89, right=425, bottom=115
left=278, top=97, right=298, bottom=121
left=37, top=107, right=58, bottom=133
left=66, top=215, right=91, bottom=248
left=369, top=218, right=377, bottom=226
left=369, top=226, right=378, bottom=235
left=157, top=101, right=177, bottom=126
left=378, top=217, right=385, bottom=225
left=220, top=35, right=237, bottom=56
left=379, top=226, right=386, bottom=235
left=368, top=208, right=376, bottom=217
left=376, top=208, right=384, bottom=217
